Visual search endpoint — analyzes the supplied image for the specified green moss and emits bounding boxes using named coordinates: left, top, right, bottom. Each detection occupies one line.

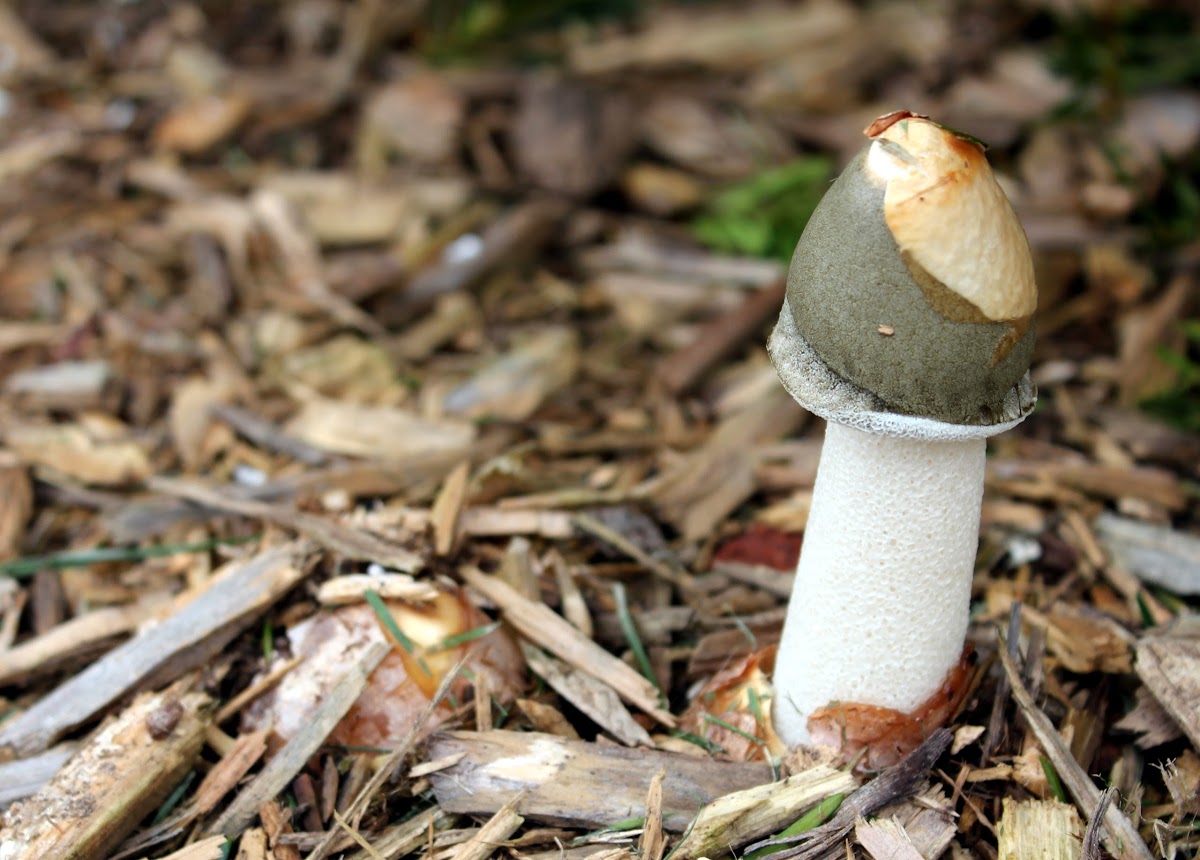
left=423, top=0, right=642, bottom=62
left=1141, top=320, right=1200, bottom=432
left=1051, top=6, right=1200, bottom=108
left=692, top=157, right=833, bottom=262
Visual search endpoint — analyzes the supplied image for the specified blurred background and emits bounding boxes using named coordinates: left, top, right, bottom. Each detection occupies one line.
left=1, top=0, right=1198, bottom=445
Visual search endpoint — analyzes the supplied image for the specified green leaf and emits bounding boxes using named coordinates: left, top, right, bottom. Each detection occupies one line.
left=365, top=588, right=433, bottom=678
left=743, top=793, right=845, bottom=860
left=429, top=621, right=502, bottom=653
left=0, top=534, right=258, bottom=580
left=1040, top=755, right=1068, bottom=803
left=613, top=582, right=663, bottom=697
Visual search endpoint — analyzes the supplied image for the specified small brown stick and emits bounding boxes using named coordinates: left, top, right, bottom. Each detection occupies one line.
left=1082, top=789, right=1115, bottom=860
left=744, top=728, right=952, bottom=860
left=331, top=809, right=384, bottom=860
left=981, top=601, right=1023, bottom=763
left=214, top=656, right=304, bottom=724
left=655, top=279, right=785, bottom=395
left=997, top=633, right=1153, bottom=860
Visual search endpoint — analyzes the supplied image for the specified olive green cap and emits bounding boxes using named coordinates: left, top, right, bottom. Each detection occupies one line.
left=769, top=112, right=1037, bottom=433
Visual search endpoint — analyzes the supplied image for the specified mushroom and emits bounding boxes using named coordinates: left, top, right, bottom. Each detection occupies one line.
left=766, top=111, right=1037, bottom=766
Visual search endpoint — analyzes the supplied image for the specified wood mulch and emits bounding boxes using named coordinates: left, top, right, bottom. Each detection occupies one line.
left=1, top=2, right=1199, bottom=859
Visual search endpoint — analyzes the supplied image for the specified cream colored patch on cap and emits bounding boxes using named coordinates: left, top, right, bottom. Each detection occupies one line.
left=865, top=114, right=1036, bottom=322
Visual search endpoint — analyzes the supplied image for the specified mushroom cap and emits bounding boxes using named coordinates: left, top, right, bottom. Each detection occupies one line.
left=771, top=111, right=1037, bottom=429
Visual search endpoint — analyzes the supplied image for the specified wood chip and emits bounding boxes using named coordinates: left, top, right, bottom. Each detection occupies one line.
left=432, top=461, right=471, bottom=556
left=398, top=198, right=567, bottom=312
left=0, top=128, right=81, bottom=182
left=855, top=818, right=925, bottom=860
left=252, top=190, right=387, bottom=338
left=316, top=573, right=440, bottom=606
left=210, top=403, right=330, bottom=466
left=995, top=798, right=1084, bottom=860
left=990, top=459, right=1186, bottom=511
left=0, top=687, right=210, bottom=859
left=235, top=828, right=270, bottom=860
left=872, top=786, right=957, bottom=858
left=190, top=729, right=271, bottom=818
left=4, top=360, right=112, bottom=411
left=1113, top=687, right=1184, bottom=748
left=655, top=280, right=785, bottom=395
left=283, top=398, right=475, bottom=464
left=670, top=765, right=856, bottom=860
left=409, top=752, right=467, bottom=779
left=156, top=835, right=230, bottom=860
left=428, top=729, right=773, bottom=831
left=1095, top=512, right=1200, bottom=595
left=513, top=76, right=634, bottom=197
left=155, top=93, right=252, bottom=154
left=569, top=2, right=856, bottom=73
left=341, top=808, right=454, bottom=860
left=442, top=327, right=581, bottom=422
left=148, top=477, right=423, bottom=572
left=652, top=386, right=805, bottom=542
left=515, top=697, right=581, bottom=738
left=1133, top=630, right=1200, bottom=751
left=0, top=454, right=31, bottom=561
left=462, top=567, right=674, bottom=726
left=521, top=643, right=653, bottom=747
left=743, top=729, right=951, bottom=860
left=0, top=742, right=79, bottom=806
left=0, top=597, right=168, bottom=686
left=5, top=421, right=151, bottom=486
left=638, top=770, right=667, bottom=860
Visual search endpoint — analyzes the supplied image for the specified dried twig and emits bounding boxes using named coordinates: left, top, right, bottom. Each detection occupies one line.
left=982, top=601, right=1023, bottom=763
left=428, top=729, right=773, bottom=832
left=1082, top=789, right=1116, bottom=860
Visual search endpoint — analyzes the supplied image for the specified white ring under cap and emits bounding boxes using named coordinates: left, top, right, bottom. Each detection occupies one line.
left=768, top=298, right=1036, bottom=441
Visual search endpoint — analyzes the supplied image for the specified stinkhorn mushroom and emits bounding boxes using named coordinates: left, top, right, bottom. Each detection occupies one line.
left=767, top=111, right=1037, bottom=766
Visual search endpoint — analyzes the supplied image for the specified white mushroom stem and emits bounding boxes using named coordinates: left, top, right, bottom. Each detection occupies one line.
left=772, top=420, right=985, bottom=747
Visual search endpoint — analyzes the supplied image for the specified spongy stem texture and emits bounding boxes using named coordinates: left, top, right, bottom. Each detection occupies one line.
left=772, top=420, right=985, bottom=747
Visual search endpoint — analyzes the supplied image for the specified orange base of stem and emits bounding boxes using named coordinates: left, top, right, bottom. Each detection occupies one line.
left=806, top=646, right=976, bottom=769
